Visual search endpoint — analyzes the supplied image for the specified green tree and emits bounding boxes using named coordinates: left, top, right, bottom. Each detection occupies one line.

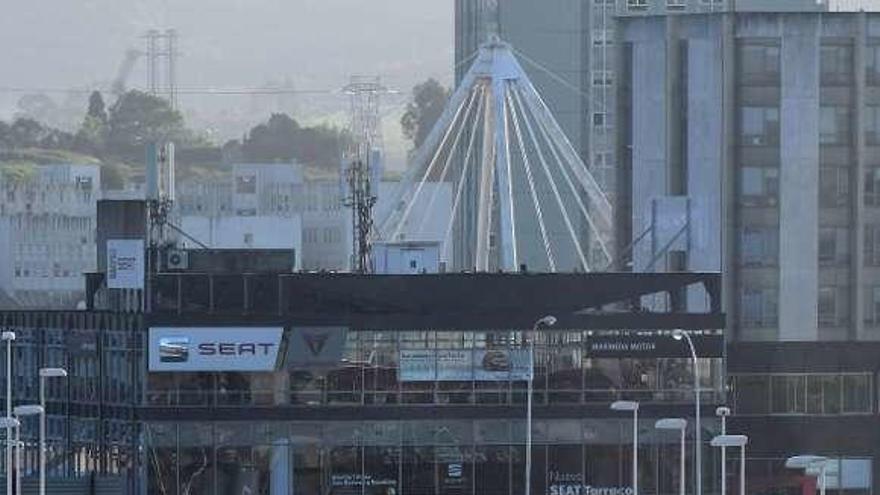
left=9, top=118, right=48, bottom=148
left=77, top=91, right=110, bottom=153
left=106, top=90, right=185, bottom=151
left=400, top=78, right=450, bottom=150
left=242, top=113, right=300, bottom=161
left=87, top=91, right=108, bottom=124
left=241, top=113, right=350, bottom=169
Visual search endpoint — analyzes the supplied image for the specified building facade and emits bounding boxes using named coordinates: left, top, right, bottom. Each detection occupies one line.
left=0, top=164, right=100, bottom=308
left=617, top=2, right=880, bottom=493
left=1, top=270, right=726, bottom=495
left=175, top=163, right=350, bottom=271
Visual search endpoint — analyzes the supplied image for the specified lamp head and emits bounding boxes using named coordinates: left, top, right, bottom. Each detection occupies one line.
left=711, top=434, right=748, bottom=448
left=0, top=331, right=15, bottom=341
left=655, top=418, right=687, bottom=430
left=13, top=404, right=44, bottom=416
left=672, top=329, right=684, bottom=341
left=39, top=367, right=68, bottom=378
left=786, top=455, right=829, bottom=469
left=610, top=400, right=639, bottom=412
left=715, top=406, right=731, bottom=417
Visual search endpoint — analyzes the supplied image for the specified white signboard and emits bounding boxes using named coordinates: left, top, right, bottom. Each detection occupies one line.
left=107, top=239, right=145, bottom=289
left=149, top=327, right=283, bottom=372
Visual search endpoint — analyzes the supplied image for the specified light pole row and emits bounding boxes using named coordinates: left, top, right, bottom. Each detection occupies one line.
left=1, top=330, right=67, bottom=495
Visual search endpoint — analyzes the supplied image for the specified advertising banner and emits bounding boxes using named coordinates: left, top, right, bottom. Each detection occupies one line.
left=399, top=350, right=436, bottom=381
left=149, top=327, right=283, bottom=372
left=436, top=350, right=473, bottom=381
left=399, top=349, right=531, bottom=382
left=106, top=239, right=144, bottom=289
left=473, top=349, right=531, bottom=381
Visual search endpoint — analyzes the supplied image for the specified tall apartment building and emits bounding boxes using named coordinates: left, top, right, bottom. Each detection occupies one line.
left=0, top=164, right=100, bottom=308
left=618, top=1, right=880, bottom=491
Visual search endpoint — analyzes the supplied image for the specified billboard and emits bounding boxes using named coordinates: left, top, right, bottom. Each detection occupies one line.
left=106, top=239, right=144, bottom=289
left=399, top=349, right=531, bottom=382
left=149, top=327, right=283, bottom=372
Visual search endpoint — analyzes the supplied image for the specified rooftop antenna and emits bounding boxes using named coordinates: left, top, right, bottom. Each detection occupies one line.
left=342, top=76, right=394, bottom=272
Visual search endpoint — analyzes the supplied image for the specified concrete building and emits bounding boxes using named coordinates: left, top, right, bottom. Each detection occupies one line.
left=618, top=1, right=880, bottom=492
left=0, top=164, right=100, bottom=308
left=616, top=0, right=880, bottom=342
left=176, top=163, right=350, bottom=271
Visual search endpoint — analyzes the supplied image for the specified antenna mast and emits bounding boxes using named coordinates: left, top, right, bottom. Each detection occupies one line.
left=342, top=76, right=389, bottom=273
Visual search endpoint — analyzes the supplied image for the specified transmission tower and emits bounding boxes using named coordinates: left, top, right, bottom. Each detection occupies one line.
left=144, top=29, right=179, bottom=110
left=341, top=76, right=393, bottom=272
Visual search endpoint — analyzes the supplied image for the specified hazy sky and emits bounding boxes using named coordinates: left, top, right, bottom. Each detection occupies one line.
left=0, top=0, right=454, bottom=162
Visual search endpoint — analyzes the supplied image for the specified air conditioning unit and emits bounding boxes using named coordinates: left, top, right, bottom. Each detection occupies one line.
left=165, top=249, right=189, bottom=271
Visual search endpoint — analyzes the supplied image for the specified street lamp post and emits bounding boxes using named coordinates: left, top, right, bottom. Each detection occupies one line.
left=526, top=315, right=556, bottom=495
left=14, top=405, right=43, bottom=495
left=656, top=419, right=688, bottom=495
left=711, top=435, right=748, bottom=495
left=786, top=455, right=830, bottom=495
left=0, top=418, right=18, bottom=495
left=38, top=368, right=67, bottom=495
left=715, top=407, right=731, bottom=495
left=672, top=329, right=701, bottom=495
left=611, top=401, right=640, bottom=495
left=1, top=331, right=15, bottom=495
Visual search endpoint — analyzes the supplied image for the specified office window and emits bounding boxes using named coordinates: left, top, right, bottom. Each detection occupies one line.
left=732, top=375, right=770, bottom=414
left=867, top=42, right=880, bottom=86
left=842, top=375, right=871, bottom=413
left=666, top=0, right=685, bottom=8
left=592, top=70, right=613, bottom=87
left=806, top=374, right=841, bottom=415
left=740, top=166, right=779, bottom=206
left=235, top=175, right=257, bottom=194
left=818, top=228, right=849, bottom=265
left=864, top=224, right=880, bottom=266
left=741, top=227, right=778, bottom=267
left=593, top=151, right=612, bottom=168
left=771, top=375, right=805, bottom=414
left=862, top=286, right=880, bottom=327
left=819, top=167, right=850, bottom=207
left=820, top=43, right=854, bottom=86
left=592, top=29, right=614, bottom=46
left=819, top=106, right=852, bottom=145
left=866, top=106, right=880, bottom=145
left=818, top=286, right=847, bottom=327
left=741, top=288, right=778, bottom=327
left=740, top=106, right=780, bottom=146
left=738, top=42, right=781, bottom=84
left=865, top=168, right=880, bottom=206
left=627, top=0, right=649, bottom=8
left=592, top=112, right=609, bottom=128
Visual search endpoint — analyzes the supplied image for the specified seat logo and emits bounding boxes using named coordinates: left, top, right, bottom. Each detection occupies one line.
left=159, top=337, right=190, bottom=362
